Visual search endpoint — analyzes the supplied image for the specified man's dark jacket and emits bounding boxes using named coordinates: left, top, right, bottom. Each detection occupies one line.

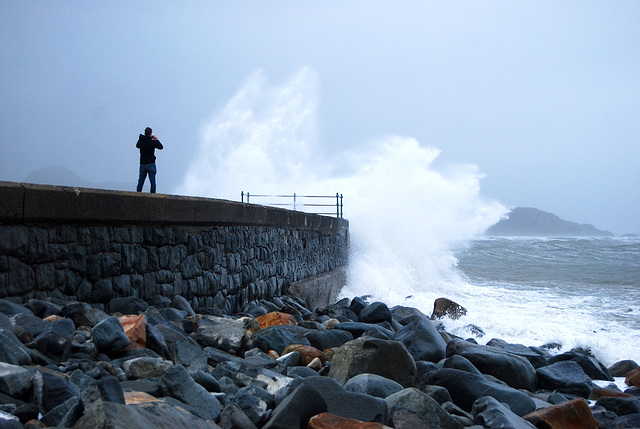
left=136, top=134, right=163, bottom=164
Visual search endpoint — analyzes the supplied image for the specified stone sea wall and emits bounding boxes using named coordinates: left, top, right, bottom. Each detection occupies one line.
left=0, top=182, right=349, bottom=313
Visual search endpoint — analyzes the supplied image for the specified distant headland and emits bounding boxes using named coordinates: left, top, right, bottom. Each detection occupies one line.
left=486, top=207, right=614, bottom=237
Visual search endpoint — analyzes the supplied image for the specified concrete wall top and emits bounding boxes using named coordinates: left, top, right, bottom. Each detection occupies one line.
left=0, top=181, right=349, bottom=232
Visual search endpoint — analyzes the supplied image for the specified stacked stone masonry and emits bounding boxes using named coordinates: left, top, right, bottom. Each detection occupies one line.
left=0, top=182, right=349, bottom=313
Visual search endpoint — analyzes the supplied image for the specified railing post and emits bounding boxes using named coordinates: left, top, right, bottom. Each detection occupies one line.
left=241, top=191, right=244, bottom=203
left=247, top=192, right=250, bottom=204
left=340, top=193, right=343, bottom=218
left=293, top=193, right=297, bottom=211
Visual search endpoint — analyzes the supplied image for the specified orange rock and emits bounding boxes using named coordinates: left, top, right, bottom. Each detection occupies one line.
left=118, top=314, right=147, bottom=350
left=43, top=315, right=64, bottom=322
left=523, top=398, right=598, bottom=429
left=268, top=350, right=280, bottom=359
left=625, top=367, right=640, bottom=387
left=24, top=420, right=46, bottom=429
left=283, top=344, right=325, bottom=366
left=124, top=390, right=161, bottom=405
left=308, top=413, right=392, bottom=428
left=590, top=385, right=633, bottom=400
left=256, top=311, right=297, bottom=329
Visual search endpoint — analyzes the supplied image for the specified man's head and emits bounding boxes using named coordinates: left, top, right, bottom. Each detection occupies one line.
left=145, top=127, right=152, bottom=136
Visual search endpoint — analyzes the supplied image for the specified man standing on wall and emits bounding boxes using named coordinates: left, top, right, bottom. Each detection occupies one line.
left=136, top=127, right=163, bottom=193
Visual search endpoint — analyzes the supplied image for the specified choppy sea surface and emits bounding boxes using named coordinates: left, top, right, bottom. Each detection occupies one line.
left=447, top=236, right=640, bottom=366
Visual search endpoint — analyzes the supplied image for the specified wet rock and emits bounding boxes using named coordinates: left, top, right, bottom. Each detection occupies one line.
left=256, top=311, right=298, bottom=329
left=609, top=359, right=638, bottom=378
left=33, top=369, right=78, bottom=414
left=548, top=351, right=613, bottom=381
left=109, top=297, right=149, bottom=315
left=472, top=396, right=536, bottom=429
left=171, top=295, right=196, bottom=317
left=29, top=317, right=75, bottom=360
left=423, top=368, right=536, bottom=416
left=160, top=364, right=223, bottom=421
left=92, top=316, right=130, bottom=354
left=0, top=299, right=33, bottom=317
left=625, top=367, right=640, bottom=388
left=432, top=298, right=467, bottom=320
left=329, top=337, right=417, bottom=388
left=303, top=328, right=354, bottom=351
left=385, top=387, right=462, bottom=429
left=485, top=338, right=549, bottom=368
left=349, top=297, right=367, bottom=316
left=40, top=395, right=83, bottom=428
left=343, top=373, right=404, bottom=399
left=358, top=302, right=392, bottom=324
left=523, top=397, right=598, bottom=429
left=536, top=360, right=593, bottom=398
left=389, top=407, right=440, bottom=429
left=308, top=412, right=392, bottom=428
left=219, top=403, right=258, bottom=429
left=196, top=315, right=247, bottom=354
left=595, top=396, right=640, bottom=416
left=9, top=313, right=47, bottom=340
left=122, top=356, right=172, bottom=379
left=0, top=362, right=32, bottom=398
left=334, top=322, right=394, bottom=340
left=73, top=400, right=222, bottom=429
left=394, top=315, right=446, bottom=363
left=250, top=325, right=311, bottom=355
left=174, top=339, right=208, bottom=372
left=441, top=354, right=482, bottom=375
left=446, top=338, right=538, bottom=391
left=263, top=382, right=327, bottom=429
left=0, top=411, right=22, bottom=429
left=0, top=329, right=32, bottom=365
left=62, top=302, right=109, bottom=328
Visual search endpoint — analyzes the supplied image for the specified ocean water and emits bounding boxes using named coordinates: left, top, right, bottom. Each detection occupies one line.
left=449, top=236, right=640, bottom=366
left=178, top=68, right=638, bottom=367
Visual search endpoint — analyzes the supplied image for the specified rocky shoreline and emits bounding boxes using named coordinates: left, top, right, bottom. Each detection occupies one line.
left=0, top=294, right=639, bottom=428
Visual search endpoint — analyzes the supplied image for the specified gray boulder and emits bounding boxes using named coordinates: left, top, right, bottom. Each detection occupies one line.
left=446, top=338, right=538, bottom=391
left=249, top=325, right=311, bottom=355
left=394, top=315, right=447, bottom=363
left=359, top=301, right=392, bottom=324
left=160, top=364, right=223, bottom=421
left=219, top=403, right=258, bottom=429
left=595, top=396, right=640, bottom=416
left=92, top=316, right=130, bottom=354
left=122, top=357, right=173, bottom=379
left=73, top=400, right=222, bottom=429
left=343, top=373, right=404, bottom=399
left=334, top=321, right=395, bottom=340
left=385, top=387, right=463, bottom=429
left=109, top=297, right=149, bottom=315
left=329, top=337, right=417, bottom=388
left=0, top=362, right=32, bottom=397
left=196, top=315, right=247, bottom=354
left=303, top=328, right=354, bottom=351
left=472, top=396, right=536, bottom=428
left=263, top=383, right=327, bottom=429
left=548, top=351, right=613, bottom=381
left=423, top=368, right=536, bottom=417
left=0, top=329, right=31, bottom=366
left=485, top=338, right=549, bottom=368
left=29, top=317, right=75, bottom=359
left=171, top=295, right=196, bottom=317
left=536, top=360, right=593, bottom=398
left=608, top=359, right=638, bottom=377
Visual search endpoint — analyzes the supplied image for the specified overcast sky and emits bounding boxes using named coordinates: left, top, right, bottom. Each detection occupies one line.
left=1, top=2, right=638, bottom=235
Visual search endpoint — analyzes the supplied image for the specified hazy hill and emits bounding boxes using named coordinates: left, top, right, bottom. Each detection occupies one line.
left=23, top=166, right=130, bottom=191
left=486, top=207, right=614, bottom=237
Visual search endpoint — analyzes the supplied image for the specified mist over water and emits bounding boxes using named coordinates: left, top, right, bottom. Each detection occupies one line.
left=177, top=68, right=637, bottom=366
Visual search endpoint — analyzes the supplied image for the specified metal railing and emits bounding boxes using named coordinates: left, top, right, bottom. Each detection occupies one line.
left=241, top=192, right=343, bottom=218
